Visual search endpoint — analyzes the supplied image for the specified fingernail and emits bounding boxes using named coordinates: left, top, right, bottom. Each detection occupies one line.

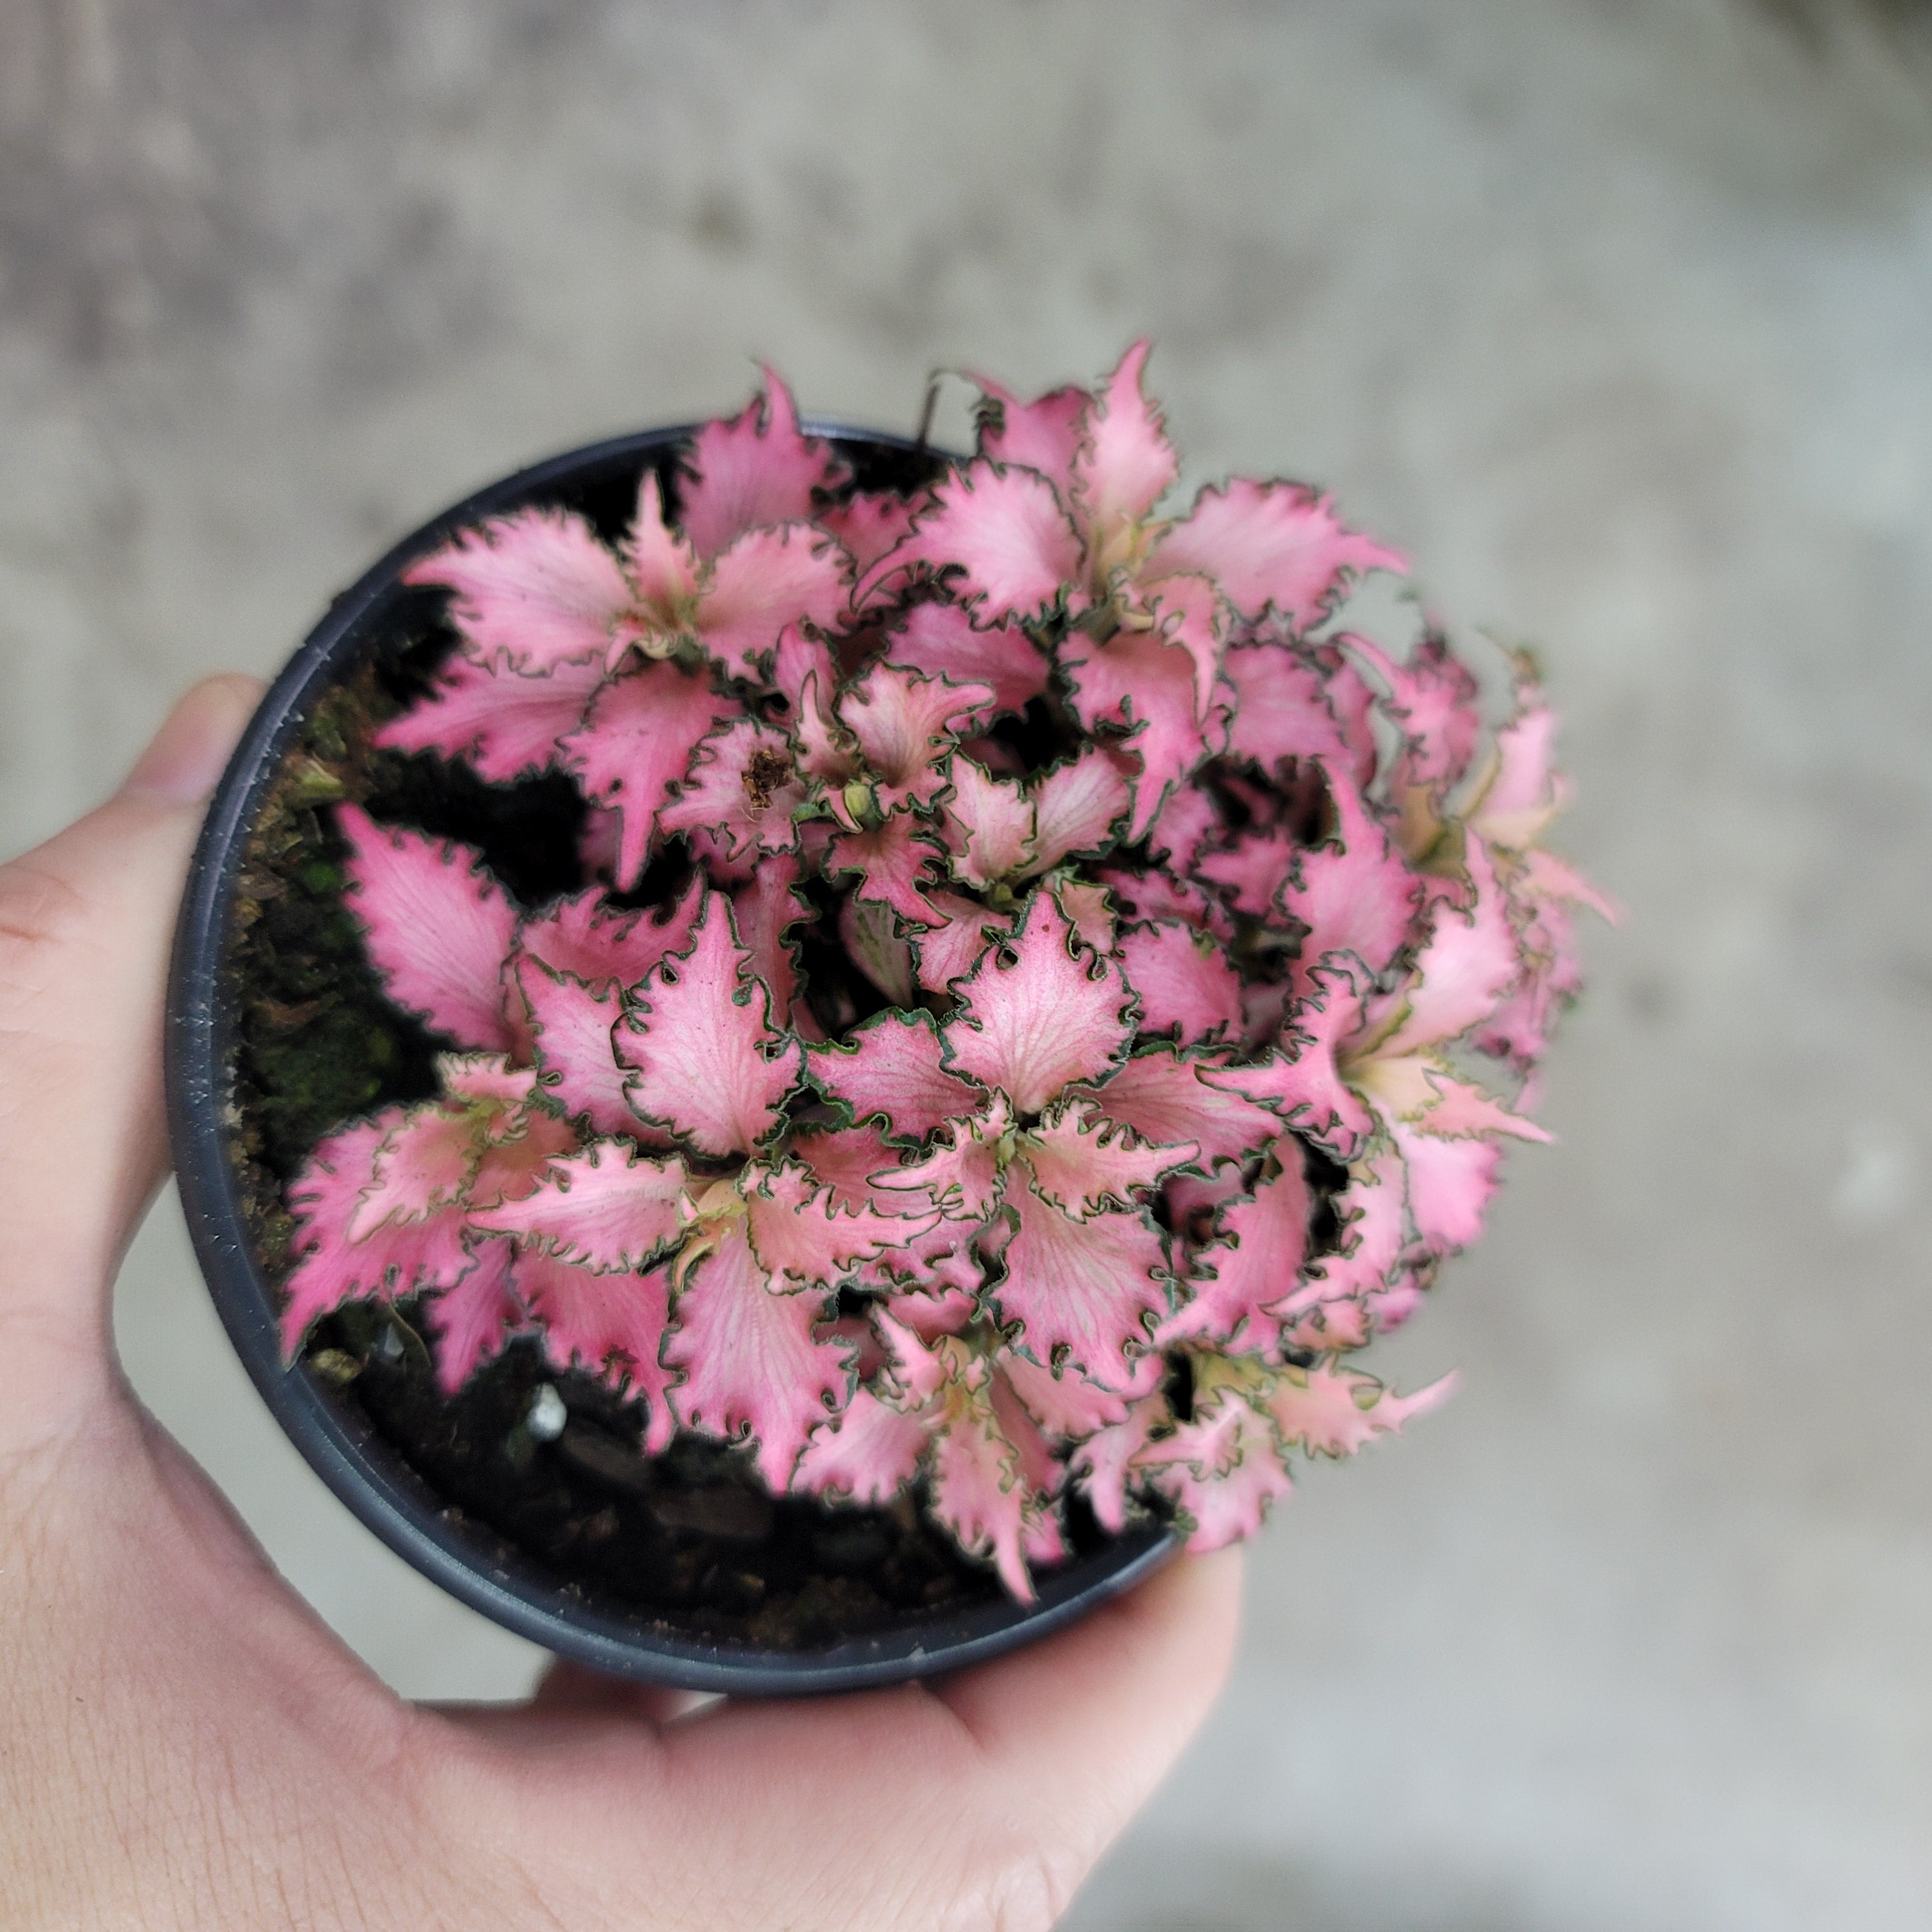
left=123, top=675, right=264, bottom=804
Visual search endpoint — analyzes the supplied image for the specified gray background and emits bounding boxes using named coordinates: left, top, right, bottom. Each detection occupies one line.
left=6, top=1, right=1930, bottom=1926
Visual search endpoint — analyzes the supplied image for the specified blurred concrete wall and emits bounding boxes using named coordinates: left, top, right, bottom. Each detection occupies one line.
left=7, top=1, right=1932, bottom=1926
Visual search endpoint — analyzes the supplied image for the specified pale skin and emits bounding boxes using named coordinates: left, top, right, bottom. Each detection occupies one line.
left=0, top=675, right=1242, bottom=1931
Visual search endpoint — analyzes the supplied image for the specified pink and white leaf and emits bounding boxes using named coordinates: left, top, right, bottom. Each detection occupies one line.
left=1143, top=1390, right=1293, bottom=1553
left=730, top=854, right=816, bottom=1035
left=470, top=1141, right=690, bottom=1272
left=807, top=1008, right=985, bottom=1144
left=510, top=957, right=639, bottom=1141
left=972, top=371, right=1087, bottom=487
left=1376, top=836, right=1524, bottom=1056
left=927, top=1372, right=1036, bottom=1601
left=560, top=659, right=739, bottom=888
left=941, top=890, right=1135, bottom=1115
left=1160, top=1153, right=1310, bottom=1351
left=1346, top=631, right=1482, bottom=797
left=943, top=755, right=1038, bottom=887
left=337, top=806, right=518, bottom=1053
left=516, top=879, right=702, bottom=992
left=819, top=492, right=921, bottom=575
left=991, top=1166, right=1169, bottom=1388
left=1392, top=1122, right=1502, bottom=1257
left=856, top=460, right=1084, bottom=626
left=1073, top=338, right=1179, bottom=546
left=675, top=369, right=843, bottom=559
left=622, top=891, right=804, bottom=1156
left=1074, top=1046, right=1282, bottom=1170
left=874, top=1101, right=1011, bottom=1226
left=348, top=1101, right=480, bottom=1239
left=422, top=1239, right=523, bottom=1395
left=665, top=1221, right=854, bottom=1490
left=1209, top=964, right=1373, bottom=1160
left=1148, top=479, right=1405, bottom=627
left=697, top=522, right=852, bottom=681
left=838, top=665, right=992, bottom=814
left=881, top=602, right=1049, bottom=720
left=1023, top=1100, right=1196, bottom=1221
left=375, top=653, right=605, bottom=785
left=998, top=1345, right=1159, bottom=1441
left=910, top=890, right=1013, bottom=996
left=1116, top=921, right=1243, bottom=1045
left=402, top=508, right=633, bottom=672
left=825, top=814, right=949, bottom=927
left=518, top=1248, right=679, bottom=1449
left=1264, top=1364, right=1456, bottom=1459
left=793, top=1388, right=929, bottom=1505
left=1069, top=1390, right=1170, bottom=1534
left=1225, top=642, right=1372, bottom=786
left=659, top=716, right=807, bottom=858
left=1023, top=746, right=1133, bottom=874
left=742, top=1158, right=938, bottom=1290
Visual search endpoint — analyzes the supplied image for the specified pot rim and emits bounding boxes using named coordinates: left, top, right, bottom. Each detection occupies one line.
left=164, top=419, right=1177, bottom=1696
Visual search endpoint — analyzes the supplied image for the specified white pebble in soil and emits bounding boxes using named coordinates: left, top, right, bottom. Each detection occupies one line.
left=525, top=1385, right=568, bottom=1443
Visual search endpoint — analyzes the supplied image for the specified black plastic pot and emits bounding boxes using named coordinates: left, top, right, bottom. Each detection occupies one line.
left=165, top=421, right=1177, bottom=1696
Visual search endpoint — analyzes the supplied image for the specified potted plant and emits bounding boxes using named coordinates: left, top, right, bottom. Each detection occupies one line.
left=168, top=344, right=1608, bottom=1692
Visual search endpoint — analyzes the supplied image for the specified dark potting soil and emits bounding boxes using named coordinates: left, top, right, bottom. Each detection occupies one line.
left=218, top=441, right=1147, bottom=1650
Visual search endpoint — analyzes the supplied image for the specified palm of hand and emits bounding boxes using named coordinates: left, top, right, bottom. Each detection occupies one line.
left=0, top=677, right=1240, bottom=1932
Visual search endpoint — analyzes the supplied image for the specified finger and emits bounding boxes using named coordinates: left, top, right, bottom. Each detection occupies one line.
left=439, top=1548, right=1242, bottom=1931
left=0, top=675, right=261, bottom=1411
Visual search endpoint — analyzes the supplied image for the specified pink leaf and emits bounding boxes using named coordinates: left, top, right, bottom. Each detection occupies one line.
left=1280, top=763, right=1426, bottom=1000
left=1148, top=479, right=1404, bottom=626
left=794, top=1388, right=928, bottom=1505
left=665, top=1221, right=854, bottom=1490
left=1055, top=879, right=1116, bottom=956
left=467, top=1102, right=579, bottom=1210
left=807, top=1008, right=984, bottom=1144
left=374, top=653, right=606, bottom=785
left=1263, top=1365, right=1456, bottom=1459
left=1024, top=746, right=1133, bottom=874
left=421, top=1238, right=522, bottom=1395
left=1224, top=641, right=1373, bottom=788
left=973, top=370, right=1087, bottom=486
left=1143, top=1390, right=1293, bottom=1553
left=518, top=1248, right=678, bottom=1445
left=337, top=806, right=517, bottom=1053
left=741, top=1158, right=938, bottom=1290
left=659, top=716, right=807, bottom=858
left=471, top=1141, right=690, bottom=1271
left=1094, top=864, right=1231, bottom=937
left=1061, top=624, right=1222, bottom=843
left=876, top=1100, right=1011, bottom=1226
left=280, top=1116, right=474, bottom=1350
left=402, top=507, right=633, bottom=672
left=942, top=755, right=1037, bottom=887
left=1195, top=829, right=1297, bottom=921
left=942, top=890, right=1135, bottom=1116
left=1023, top=1100, right=1196, bottom=1220
left=1377, top=836, right=1525, bottom=1055
left=1135, top=570, right=1225, bottom=724
left=927, top=1364, right=1036, bottom=1601
left=1297, top=1150, right=1408, bottom=1304
left=1074, top=1047, right=1283, bottom=1169
left=675, top=369, right=843, bottom=559
left=1393, top=1123, right=1502, bottom=1255
left=730, top=854, right=816, bottom=1035
left=1069, top=1390, right=1169, bottom=1534
left=825, top=814, right=949, bottom=927
left=991, top=1166, right=1169, bottom=1389
left=621, top=891, right=804, bottom=1156
left=790, top=1122, right=911, bottom=1213
left=618, top=470, right=701, bottom=618
left=881, top=601, right=1050, bottom=720
left=856, top=460, right=1084, bottom=626
left=839, top=894, right=916, bottom=1006
left=1116, top=922, right=1243, bottom=1045
left=509, top=957, right=639, bottom=1141
left=819, top=492, right=921, bottom=575
left=516, top=880, right=703, bottom=992
left=1345, top=631, right=1481, bottom=796
left=697, top=522, right=852, bottom=681
left=348, top=1101, right=480, bottom=1239
left=1160, top=1152, right=1309, bottom=1351
left=910, top=890, right=1014, bottom=996
left=560, top=659, right=738, bottom=889
left=1142, top=783, right=1221, bottom=878
left=1073, top=338, right=1179, bottom=546
left=838, top=664, right=992, bottom=816
left=999, top=1346, right=1151, bottom=1440
left=1209, top=964, right=1373, bottom=1160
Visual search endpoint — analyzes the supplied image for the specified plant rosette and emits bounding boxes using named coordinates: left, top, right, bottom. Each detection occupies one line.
left=169, top=345, right=1610, bottom=1692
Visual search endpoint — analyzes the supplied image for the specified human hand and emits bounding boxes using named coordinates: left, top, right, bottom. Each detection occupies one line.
left=0, top=676, right=1242, bottom=1931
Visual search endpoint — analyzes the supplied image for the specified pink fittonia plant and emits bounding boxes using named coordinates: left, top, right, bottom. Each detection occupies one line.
left=279, top=347, right=1610, bottom=1599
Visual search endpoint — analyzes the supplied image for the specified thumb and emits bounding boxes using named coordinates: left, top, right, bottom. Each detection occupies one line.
left=0, top=675, right=262, bottom=1423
